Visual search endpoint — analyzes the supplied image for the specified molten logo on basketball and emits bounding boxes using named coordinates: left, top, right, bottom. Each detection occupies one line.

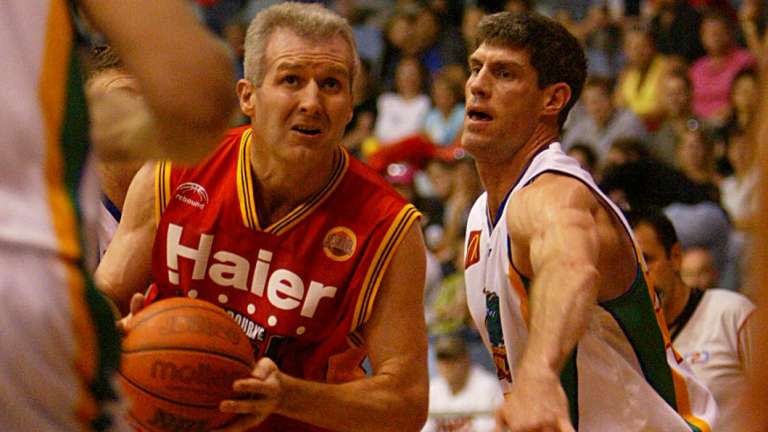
left=151, top=360, right=243, bottom=390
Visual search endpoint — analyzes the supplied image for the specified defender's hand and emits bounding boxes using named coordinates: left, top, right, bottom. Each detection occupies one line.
left=215, top=357, right=283, bottom=431
left=495, top=366, right=574, bottom=432
left=116, top=292, right=146, bottom=335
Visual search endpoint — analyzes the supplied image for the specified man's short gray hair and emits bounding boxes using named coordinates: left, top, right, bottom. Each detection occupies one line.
left=243, top=2, right=359, bottom=88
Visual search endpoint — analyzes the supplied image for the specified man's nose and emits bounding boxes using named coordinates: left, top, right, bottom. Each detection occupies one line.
left=467, top=68, right=490, bottom=100
left=299, top=81, right=322, bottom=116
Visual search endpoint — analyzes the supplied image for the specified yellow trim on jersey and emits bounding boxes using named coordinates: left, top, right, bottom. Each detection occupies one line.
left=67, top=260, right=99, bottom=425
left=154, top=161, right=172, bottom=225
left=237, top=129, right=259, bottom=229
left=508, top=265, right=530, bottom=325
left=347, top=329, right=365, bottom=348
left=39, top=0, right=79, bottom=261
left=351, top=204, right=422, bottom=330
left=236, top=130, right=349, bottom=235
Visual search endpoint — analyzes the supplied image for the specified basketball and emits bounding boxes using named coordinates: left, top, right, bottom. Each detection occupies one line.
left=119, top=297, right=255, bottom=432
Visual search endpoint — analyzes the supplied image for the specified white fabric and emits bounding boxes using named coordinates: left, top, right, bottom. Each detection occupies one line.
left=719, top=169, right=758, bottom=223
left=373, top=92, right=430, bottom=145
left=464, top=142, right=717, bottom=430
left=422, top=365, right=503, bottom=432
left=674, top=289, right=755, bottom=432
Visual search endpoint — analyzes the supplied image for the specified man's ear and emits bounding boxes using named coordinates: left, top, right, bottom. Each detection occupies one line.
left=670, top=242, right=683, bottom=273
left=236, top=79, right=255, bottom=117
left=541, top=82, right=572, bottom=118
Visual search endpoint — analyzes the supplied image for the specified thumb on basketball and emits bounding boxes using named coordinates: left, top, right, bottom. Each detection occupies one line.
left=252, top=357, right=278, bottom=380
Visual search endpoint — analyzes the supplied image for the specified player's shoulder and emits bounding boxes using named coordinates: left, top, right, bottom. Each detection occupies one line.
left=702, top=289, right=756, bottom=314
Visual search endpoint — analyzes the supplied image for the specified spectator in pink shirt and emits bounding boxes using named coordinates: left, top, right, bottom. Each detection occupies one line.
left=690, top=11, right=756, bottom=126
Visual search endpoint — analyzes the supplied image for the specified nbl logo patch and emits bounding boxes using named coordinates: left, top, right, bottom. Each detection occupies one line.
left=323, top=226, right=357, bottom=262
left=465, top=230, right=482, bottom=269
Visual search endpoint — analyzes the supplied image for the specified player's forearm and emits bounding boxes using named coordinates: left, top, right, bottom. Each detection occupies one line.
left=276, top=369, right=428, bottom=432
left=521, top=262, right=598, bottom=375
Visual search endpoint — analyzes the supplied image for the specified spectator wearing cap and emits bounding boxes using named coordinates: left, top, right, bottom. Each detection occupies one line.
left=423, top=333, right=502, bottom=432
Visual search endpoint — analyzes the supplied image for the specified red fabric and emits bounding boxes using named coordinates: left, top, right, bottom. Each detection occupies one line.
left=367, top=134, right=437, bottom=173
left=151, top=126, right=418, bottom=431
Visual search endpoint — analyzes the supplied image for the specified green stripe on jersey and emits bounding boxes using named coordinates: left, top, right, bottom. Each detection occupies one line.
left=599, top=266, right=678, bottom=410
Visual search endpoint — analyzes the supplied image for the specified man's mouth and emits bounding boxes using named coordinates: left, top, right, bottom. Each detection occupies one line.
left=467, top=110, right=493, bottom=121
left=292, top=125, right=322, bottom=136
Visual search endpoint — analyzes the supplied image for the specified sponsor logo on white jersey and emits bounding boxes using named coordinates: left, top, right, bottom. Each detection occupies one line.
left=174, top=182, right=209, bottom=209
left=166, top=224, right=337, bottom=319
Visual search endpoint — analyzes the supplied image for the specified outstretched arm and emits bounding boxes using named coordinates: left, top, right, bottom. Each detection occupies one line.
left=80, top=0, right=236, bottom=164
left=94, top=162, right=157, bottom=314
left=217, top=224, right=429, bottom=432
left=497, top=175, right=606, bottom=432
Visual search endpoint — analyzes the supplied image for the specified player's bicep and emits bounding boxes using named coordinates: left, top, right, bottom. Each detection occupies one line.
left=95, top=162, right=157, bottom=314
left=509, top=179, right=600, bottom=275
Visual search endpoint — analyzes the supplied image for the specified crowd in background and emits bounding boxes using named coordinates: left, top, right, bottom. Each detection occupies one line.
left=191, top=0, right=766, bottom=429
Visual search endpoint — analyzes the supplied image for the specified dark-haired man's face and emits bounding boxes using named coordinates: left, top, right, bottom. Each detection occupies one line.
left=462, top=43, right=549, bottom=161
left=633, top=222, right=681, bottom=305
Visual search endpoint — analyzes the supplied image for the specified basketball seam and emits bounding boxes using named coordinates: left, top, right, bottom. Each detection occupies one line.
left=121, top=346, right=253, bottom=368
left=129, top=304, right=232, bottom=331
left=118, top=371, right=225, bottom=410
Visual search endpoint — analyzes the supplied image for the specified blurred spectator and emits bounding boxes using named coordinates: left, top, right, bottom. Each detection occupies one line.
left=675, top=126, right=720, bottom=201
left=649, top=68, right=697, bottom=165
left=424, top=158, right=481, bottom=267
left=333, top=0, right=384, bottom=75
left=423, top=334, right=503, bottom=432
left=600, top=160, right=733, bottom=288
left=428, top=238, right=469, bottom=336
left=374, top=57, right=431, bottom=146
left=681, top=247, right=719, bottom=291
left=566, top=143, right=599, bottom=177
left=720, top=67, right=760, bottom=136
left=603, top=137, right=653, bottom=173
left=562, top=76, right=648, bottom=160
left=737, top=0, right=767, bottom=56
left=630, top=208, right=755, bottom=432
left=461, top=5, right=487, bottom=62
left=424, top=67, right=466, bottom=147
left=341, top=59, right=378, bottom=158
left=566, top=4, right=624, bottom=78
left=415, top=5, right=466, bottom=77
left=720, top=127, right=758, bottom=229
left=649, top=0, right=705, bottom=63
left=614, top=25, right=670, bottom=123
left=379, top=7, right=422, bottom=91
left=690, top=11, right=756, bottom=125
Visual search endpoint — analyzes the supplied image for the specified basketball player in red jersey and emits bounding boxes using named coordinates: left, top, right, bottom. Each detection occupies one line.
left=96, top=3, right=429, bottom=431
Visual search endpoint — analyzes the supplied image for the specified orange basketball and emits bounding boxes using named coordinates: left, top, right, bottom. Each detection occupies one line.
left=119, top=297, right=255, bottom=432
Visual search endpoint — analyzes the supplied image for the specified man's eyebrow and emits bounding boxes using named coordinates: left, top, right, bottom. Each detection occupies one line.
left=468, top=57, right=525, bottom=71
left=274, top=61, right=350, bottom=77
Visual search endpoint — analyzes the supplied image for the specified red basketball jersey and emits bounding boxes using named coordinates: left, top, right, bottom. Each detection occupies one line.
left=149, top=126, right=420, bottom=431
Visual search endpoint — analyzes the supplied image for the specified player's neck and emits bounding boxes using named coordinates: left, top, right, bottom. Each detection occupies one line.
left=248, top=145, right=338, bottom=226
left=478, top=127, right=559, bottom=224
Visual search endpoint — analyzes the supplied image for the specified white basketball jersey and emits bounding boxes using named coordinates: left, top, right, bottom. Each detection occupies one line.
left=674, top=289, right=755, bottom=432
left=0, top=0, right=99, bottom=260
left=464, top=142, right=717, bottom=431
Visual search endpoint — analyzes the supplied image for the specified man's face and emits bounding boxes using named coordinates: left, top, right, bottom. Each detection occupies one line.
left=624, top=32, right=654, bottom=68
left=634, top=223, right=681, bottom=303
left=701, top=18, right=731, bottom=56
left=238, top=28, right=354, bottom=161
left=681, top=248, right=718, bottom=290
left=583, top=85, right=613, bottom=127
left=462, top=43, right=548, bottom=161
left=663, top=76, right=690, bottom=117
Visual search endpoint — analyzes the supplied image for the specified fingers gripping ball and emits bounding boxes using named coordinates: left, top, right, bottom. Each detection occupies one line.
left=119, top=297, right=255, bottom=432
